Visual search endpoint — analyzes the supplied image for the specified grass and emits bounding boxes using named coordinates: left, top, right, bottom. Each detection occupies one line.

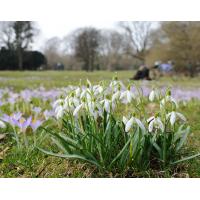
left=0, top=70, right=200, bottom=177
left=0, top=70, right=199, bottom=90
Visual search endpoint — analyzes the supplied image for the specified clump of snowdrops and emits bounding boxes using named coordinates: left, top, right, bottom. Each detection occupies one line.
left=39, top=77, right=196, bottom=173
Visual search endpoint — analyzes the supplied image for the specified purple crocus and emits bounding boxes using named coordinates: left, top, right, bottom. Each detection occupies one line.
left=1, top=112, right=22, bottom=124
left=32, top=107, right=42, bottom=115
left=43, top=110, right=55, bottom=120
left=30, top=119, right=44, bottom=132
left=12, top=116, right=32, bottom=133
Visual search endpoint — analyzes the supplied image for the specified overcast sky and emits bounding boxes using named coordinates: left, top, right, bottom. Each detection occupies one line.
left=34, top=21, right=117, bottom=50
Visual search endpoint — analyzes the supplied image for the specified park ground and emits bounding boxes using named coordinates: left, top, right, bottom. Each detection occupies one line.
left=0, top=71, right=200, bottom=177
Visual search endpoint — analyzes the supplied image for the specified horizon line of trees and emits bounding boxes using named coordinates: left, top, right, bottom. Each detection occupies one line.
left=1, top=21, right=200, bottom=76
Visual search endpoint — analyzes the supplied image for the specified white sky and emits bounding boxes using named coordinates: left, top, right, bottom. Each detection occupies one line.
left=34, top=21, right=117, bottom=51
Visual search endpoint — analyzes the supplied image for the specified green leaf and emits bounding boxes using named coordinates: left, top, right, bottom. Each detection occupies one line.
left=109, top=137, right=131, bottom=167
left=175, top=126, right=190, bottom=152
left=171, top=152, right=200, bottom=165
left=37, top=147, right=101, bottom=168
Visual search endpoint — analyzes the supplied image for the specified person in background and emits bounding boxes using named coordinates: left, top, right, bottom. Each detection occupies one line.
left=131, top=65, right=152, bottom=80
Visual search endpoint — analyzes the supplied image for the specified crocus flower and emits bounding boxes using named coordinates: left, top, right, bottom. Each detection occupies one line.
left=1, top=112, right=22, bottom=125
left=43, top=110, right=54, bottom=120
left=32, top=107, right=42, bottom=114
left=166, top=111, right=186, bottom=126
left=30, top=119, right=44, bottom=132
left=13, top=116, right=32, bottom=133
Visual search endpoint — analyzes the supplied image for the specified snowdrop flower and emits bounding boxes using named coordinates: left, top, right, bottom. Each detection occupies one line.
left=166, top=111, right=186, bottom=126
left=112, top=90, right=121, bottom=102
left=53, top=99, right=64, bottom=109
left=120, top=86, right=135, bottom=104
left=55, top=106, right=64, bottom=119
left=93, top=85, right=104, bottom=95
left=80, top=88, right=91, bottom=101
left=123, top=116, right=145, bottom=132
left=149, top=89, right=159, bottom=102
left=109, top=77, right=124, bottom=91
left=0, top=120, right=6, bottom=129
left=147, top=115, right=164, bottom=133
left=100, top=99, right=114, bottom=113
left=73, top=103, right=84, bottom=117
left=86, top=79, right=92, bottom=88
left=160, top=91, right=178, bottom=108
left=75, top=87, right=81, bottom=97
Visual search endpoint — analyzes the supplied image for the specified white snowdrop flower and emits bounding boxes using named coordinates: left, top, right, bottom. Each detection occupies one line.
left=75, top=88, right=81, bottom=97
left=166, top=111, right=186, bottom=126
left=160, top=91, right=178, bottom=108
left=73, top=104, right=83, bottom=117
left=93, top=85, right=104, bottom=95
left=122, top=116, right=128, bottom=125
left=109, top=78, right=124, bottom=91
left=120, top=90, right=135, bottom=104
left=100, top=99, right=114, bottom=113
left=80, top=89, right=91, bottom=101
left=55, top=106, right=64, bottom=119
left=112, top=91, right=121, bottom=102
left=147, top=116, right=164, bottom=133
left=0, top=120, right=6, bottom=129
left=149, top=89, right=159, bottom=102
left=86, top=79, right=92, bottom=88
left=53, top=99, right=64, bottom=109
left=123, top=116, right=145, bottom=132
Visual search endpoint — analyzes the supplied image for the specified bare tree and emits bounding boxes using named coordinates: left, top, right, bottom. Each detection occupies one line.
left=119, top=21, right=152, bottom=63
left=43, top=37, right=62, bottom=69
left=74, top=27, right=101, bottom=71
left=0, top=21, right=15, bottom=50
left=0, top=21, right=38, bottom=70
left=99, top=29, right=124, bottom=70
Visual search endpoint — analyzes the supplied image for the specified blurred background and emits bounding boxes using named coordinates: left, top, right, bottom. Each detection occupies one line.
left=0, top=21, right=199, bottom=78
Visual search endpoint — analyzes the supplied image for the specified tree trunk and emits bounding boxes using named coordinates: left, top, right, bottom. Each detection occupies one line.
left=17, top=47, right=23, bottom=70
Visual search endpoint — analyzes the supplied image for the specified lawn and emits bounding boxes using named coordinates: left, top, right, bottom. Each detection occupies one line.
left=0, top=70, right=200, bottom=178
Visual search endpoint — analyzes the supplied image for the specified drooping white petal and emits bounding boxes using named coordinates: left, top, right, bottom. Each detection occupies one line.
left=120, top=91, right=126, bottom=100
left=170, top=96, right=179, bottom=108
left=112, top=91, right=120, bottom=102
left=148, top=120, right=154, bottom=132
left=122, top=116, right=128, bottom=125
left=104, top=100, right=110, bottom=113
left=125, top=117, right=134, bottom=132
left=170, top=111, right=176, bottom=126
left=56, top=108, right=64, bottom=119
left=147, top=116, right=154, bottom=123
left=0, top=120, right=6, bottom=129
left=135, top=118, right=146, bottom=131
left=176, top=112, right=186, bottom=122
left=149, top=90, right=155, bottom=102
left=73, top=104, right=83, bottom=116
left=53, top=99, right=63, bottom=108
left=75, top=88, right=81, bottom=97
left=156, top=117, right=164, bottom=132
left=127, top=91, right=132, bottom=103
